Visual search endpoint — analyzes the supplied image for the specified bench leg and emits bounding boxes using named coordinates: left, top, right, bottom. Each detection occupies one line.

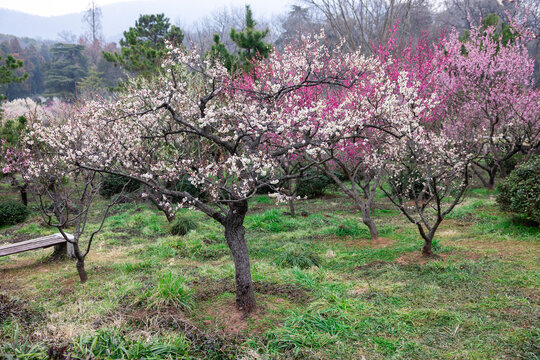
left=51, top=243, right=67, bottom=259
left=51, top=243, right=76, bottom=259
left=67, top=242, right=76, bottom=258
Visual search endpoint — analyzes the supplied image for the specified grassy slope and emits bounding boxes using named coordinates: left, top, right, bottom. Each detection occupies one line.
left=0, top=185, right=538, bottom=359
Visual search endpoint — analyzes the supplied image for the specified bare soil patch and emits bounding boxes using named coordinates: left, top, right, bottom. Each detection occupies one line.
left=345, top=237, right=395, bottom=249
left=196, top=293, right=292, bottom=337
left=201, top=300, right=263, bottom=335
left=0, top=293, right=43, bottom=324
left=99, top=302, right=240, bottom=356
left=192, top=278, right=310, bottom=303
left=395, top=251, right=445, bottom=265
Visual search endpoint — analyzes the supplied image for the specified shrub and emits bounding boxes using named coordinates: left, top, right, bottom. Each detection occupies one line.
left=274, top=245, right=321, bottom=269
left=333, top=171, right=349, bottom=182
left=296, top=172, right=332, bottom=198
left=169, top=216, right=197, bottom=236
left=500, top=154, right=523, bottom=178
left=0, top=200, right=29, bottom=226
left=497, top=156, right=540, bottom=224
left=99, top=174, right=140, bottom=198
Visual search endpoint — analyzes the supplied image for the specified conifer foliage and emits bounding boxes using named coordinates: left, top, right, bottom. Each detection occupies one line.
left=103, top=14, right=184, bottom=77
left=210, top=6, right=272, bottom=72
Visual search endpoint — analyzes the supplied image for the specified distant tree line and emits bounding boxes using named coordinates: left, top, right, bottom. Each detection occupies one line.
left=0, top=0, right=539, bottom=102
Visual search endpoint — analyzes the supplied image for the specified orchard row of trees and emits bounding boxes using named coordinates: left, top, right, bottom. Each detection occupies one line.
left=2, top=9, right=537, bottom=313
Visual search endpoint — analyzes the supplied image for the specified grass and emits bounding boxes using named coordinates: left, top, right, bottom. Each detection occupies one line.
left=0, top=185, right=538, bottom=359
left=274, top=244, right=321, bottom=269
left=144, top=271, right=193, bottom=310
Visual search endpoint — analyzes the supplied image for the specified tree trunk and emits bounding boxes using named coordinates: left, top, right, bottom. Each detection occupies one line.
left=76, top=259, right=88, bottom=283
left=360, top=204, right=378, bottom=240
left=224, top=201, right=256, bottom=313
left=288, top=199, right=296, bottom=218
left=20, top=184, right=28, bottom=207
left=474, top=164, right=497, bottom=190
left=422, top=236, right=433, bottom=256
left=487, top=168, right=496, bottom=190
left=146, top=189, right=175, bottom=222
left=288, top=179, right=296, bottom=217
left=418, top=222, right=441, bottom=257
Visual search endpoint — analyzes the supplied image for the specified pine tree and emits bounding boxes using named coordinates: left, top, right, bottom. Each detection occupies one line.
left=79, top=66, right=105, bottom=96
left=209, top=5, right=272, bottom=73
left=103, top=14, right=184, bottom=77
left=44, top=44, right=88, bottom=99
left=0, top=54, right=27, bottom=101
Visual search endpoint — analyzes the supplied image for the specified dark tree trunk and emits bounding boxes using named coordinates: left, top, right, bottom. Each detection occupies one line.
left=422, top=236, right=433, bottom=256
left=164, top=212, right=176, bottom=223
left=224, top=201, right=256, bottom=313
left=146, top=189, right=175, bottom=222
left=20, top=184, right=28, bottom=207
left=288, top=179, right=296, bottom=217
left=418, top=221, right=442, bottom=257
left=76, top=259, right=88, bottom=283
left=360, top=204, right=378, bottom=240
left=487, top=169, right=496, bottom=190
left=288, top=199, right=296, bottom=218
left=473, top=164, right=497, bottom=190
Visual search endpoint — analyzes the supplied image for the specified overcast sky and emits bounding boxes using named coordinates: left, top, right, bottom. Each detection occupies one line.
left=0, top=0, right=293, bottom=17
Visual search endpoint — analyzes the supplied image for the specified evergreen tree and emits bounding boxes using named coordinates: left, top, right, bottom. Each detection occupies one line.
left=44, top=43, right=88, bottom=99
left=79, top=66, right=105, bottom=96
left=209, top=34, right=237, bottom=72
left=103, top=14, right=184, bottom=77
left=0, top=53, right=27, bottom=101
left=209, top=5, right=272, bottom=73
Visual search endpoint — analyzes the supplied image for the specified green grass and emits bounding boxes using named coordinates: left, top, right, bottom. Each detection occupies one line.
left=246, top=208, right=300, bottom=233
left=0, top=184, right=538, bottom=359
left=144, top=271, right=193, bottom=310
left=274, top=244, right=321, bottom=269
left=72, top=329, right=190, bottom=359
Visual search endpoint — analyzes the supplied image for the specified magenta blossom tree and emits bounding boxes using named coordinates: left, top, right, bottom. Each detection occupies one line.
left=362, top=28, right=478, bottom=256
left=311, top=29, right=451, bottom=241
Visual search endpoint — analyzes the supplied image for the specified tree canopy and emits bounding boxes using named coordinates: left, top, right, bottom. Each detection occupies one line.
left=103, top=14, right=184, bottom=77
left=209, top=5, right=272, bottom=73
left=0, top=53, right=27, bottom=101
left=44, top=43, right=88, bottom=99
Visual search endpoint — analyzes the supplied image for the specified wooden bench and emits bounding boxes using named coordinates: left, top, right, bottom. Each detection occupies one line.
left=0, top=233, right=74, bottom=258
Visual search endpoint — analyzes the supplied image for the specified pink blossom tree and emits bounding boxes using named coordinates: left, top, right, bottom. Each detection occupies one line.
left=312, top=29, right=451, bottom=241
left=360, top=29, right=478, bottom=256
left=441, top=15, right=540, bottom=189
